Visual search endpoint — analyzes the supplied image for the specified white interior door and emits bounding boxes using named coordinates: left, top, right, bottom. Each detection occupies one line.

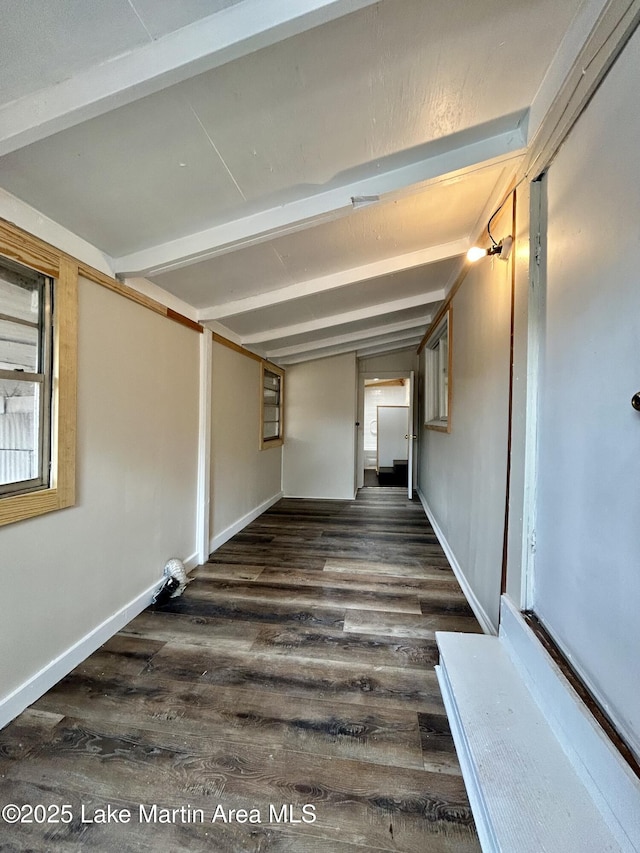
left=377, top=406, right=409, bottom=469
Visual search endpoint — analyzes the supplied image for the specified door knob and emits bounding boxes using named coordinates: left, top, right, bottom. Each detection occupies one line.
left=632, top=393, right=640, bottom=412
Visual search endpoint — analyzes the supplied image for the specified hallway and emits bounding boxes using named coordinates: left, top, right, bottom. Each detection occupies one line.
left=0, top=489, right=481, bottom=852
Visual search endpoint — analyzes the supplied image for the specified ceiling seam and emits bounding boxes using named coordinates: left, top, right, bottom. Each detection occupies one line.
left=125, top=0, right=154, bottom=41
left=187, top=102, right=247, bottom=201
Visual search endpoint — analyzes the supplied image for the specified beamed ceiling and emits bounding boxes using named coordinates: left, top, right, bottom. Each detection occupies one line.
left=0, top=0, right=591, bottom=363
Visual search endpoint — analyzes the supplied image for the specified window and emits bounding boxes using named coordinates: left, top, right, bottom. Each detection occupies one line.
left=424, top=308, right=452, bottom=432
left=260, top=362, right=284, bottom=448
left=0, top=223, right=77, bottom=527
left=0, top=259, right=53, bottom=496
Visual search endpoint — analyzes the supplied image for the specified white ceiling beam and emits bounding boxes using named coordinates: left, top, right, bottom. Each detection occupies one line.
left=238, top=290, right=444, bottom=345
left=276, top=331, right=424, bottom=365
left=266, top=316, right=432, bottom=358
left=527, top=0, right=622, bottom=144
left=0, top=0, right=380, bottom=158
left=115, top=116, right=527, bottom=276
left=198, top=240, right=465, bottom=322
left=525, top=0, right=640, bottom=178
left=356, top=338, right=423, bottom=358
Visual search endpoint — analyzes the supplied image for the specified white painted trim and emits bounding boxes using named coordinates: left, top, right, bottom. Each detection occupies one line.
left=241, top=292, right=444, bottom=345
left=436, top=629, right=629, bottom=853
left=522, top=0, right=640, bottom=180
left=200, top=241, right=465, bottom=321
left=0, top=578, right=162, bottom=730
left=521, top=178, right=546, bottom=610
left=283, top=494, right=354, bottom=501
left=116, top=120, right=526, bottom=276
left=209, top=491, right=283, bottom=553
left=275, top=332, right=427, bottom=366
left=0, top=0, right=381, bottom=157
left=0, top=187, right=113, bottom=276
left=435, top=661, right=499, bottom=853
left=123, top=277, right=198, bottom=321
left=416, top=487, right=497, bottom=635
left=196, top=329, right=213, bottom=565
left=500, top=597, right=640, bottom=851
left=205, top=320, right=244, bottom=346
left=356, top=338, right=424, bottom=359
left=527, top=0, right=612, bottom=143
left=267, top=317, right=432, bottom=358
left=183, top=552, right=200, bottom=572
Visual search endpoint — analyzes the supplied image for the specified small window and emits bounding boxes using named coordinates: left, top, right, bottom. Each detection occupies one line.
left=424, top=308, right=451, bottom=432
left=260, top=363, right=284, bottom=448
left=0, top=259, right=53, bottom=496
left=0, top=227, right=77, bottom=528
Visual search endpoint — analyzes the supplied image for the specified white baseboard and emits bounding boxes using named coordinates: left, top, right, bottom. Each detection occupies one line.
left=282, top=494, right=353, bottom=500
left=183, top=551, right=200, bottom=572
left=209, top=491, right=283, bottom=554
left=0, top=578, right=162, bottom=731
left=416, top=487, right=497, bottom=635
left=500, top=597, right=640, bottom=850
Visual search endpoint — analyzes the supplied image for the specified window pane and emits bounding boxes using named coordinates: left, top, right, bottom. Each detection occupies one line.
left=0, top=378, right=42, bottom=486
left=0, top=318, right=39, bottom=371
left=263, top=404, right=280, bottom=420
left=0, top=263, right=43, bottom=373
left=263, top=421, right=280, bottom=439
left=263, top=372, right=280, bottom=391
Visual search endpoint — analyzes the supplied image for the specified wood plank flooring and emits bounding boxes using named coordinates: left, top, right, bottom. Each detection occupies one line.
left=0, top=487, right=482, bottom=852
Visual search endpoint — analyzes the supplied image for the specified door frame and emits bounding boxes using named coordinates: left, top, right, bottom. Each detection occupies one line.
left=357, top=371, right=416, bottom=492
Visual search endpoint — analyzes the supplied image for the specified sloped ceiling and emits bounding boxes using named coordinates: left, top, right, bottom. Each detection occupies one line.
left=0, top=0, right=585, bottom=363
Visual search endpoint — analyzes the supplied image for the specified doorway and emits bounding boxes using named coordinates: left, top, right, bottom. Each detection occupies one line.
left=357, top=372, right=417, bottom=497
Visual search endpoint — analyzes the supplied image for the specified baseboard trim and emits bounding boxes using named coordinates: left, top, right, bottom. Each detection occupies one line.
left=183, top=551, right=199, bottom=572
left=282, top=494, right=354, bottom=501
left=0, top=577, right=162, bottom=731
left=416, top=487, right=497, bottom=635
left=209, top=491, right=283, bottom=554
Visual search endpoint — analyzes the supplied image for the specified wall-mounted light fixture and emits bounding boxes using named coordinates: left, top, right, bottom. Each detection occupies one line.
left=467, top=180, right=522, bottom=264
left=467, top=235, right=513, bottom=263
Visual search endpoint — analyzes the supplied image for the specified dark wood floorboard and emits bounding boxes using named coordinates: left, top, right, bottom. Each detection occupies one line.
left=0, top=487, right=481, bottom=852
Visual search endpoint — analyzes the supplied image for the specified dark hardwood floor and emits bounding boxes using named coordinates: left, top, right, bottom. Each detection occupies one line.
left=0, top=488, right=482, bottom=852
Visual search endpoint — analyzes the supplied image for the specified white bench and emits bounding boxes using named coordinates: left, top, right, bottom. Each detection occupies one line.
left=435, top=597, right=640, bottom=852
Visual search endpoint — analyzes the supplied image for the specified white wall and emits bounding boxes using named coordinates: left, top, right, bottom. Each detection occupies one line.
left=364, top=384, right=409, bottom=453
left=283, top=352, right=357, bottom=499
left=209, top=341, right=282, bottom=549
left=418, top=216, right=512, bottom=632
left=359, top=348, right=417, bottom=375
left=0, top=279, right=200, bottom=711
left=534, top=27, right=640, bottom=756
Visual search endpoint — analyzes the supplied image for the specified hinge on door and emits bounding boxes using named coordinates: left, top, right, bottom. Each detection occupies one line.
left=529, top=528, right=537, bottom=553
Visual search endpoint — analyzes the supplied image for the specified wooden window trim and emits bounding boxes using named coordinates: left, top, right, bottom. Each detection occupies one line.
left=0, top=232, right=77, bottom=527
left=260, top=362, right=285, bottom=450
left=424, top=306, right=453, bottom=434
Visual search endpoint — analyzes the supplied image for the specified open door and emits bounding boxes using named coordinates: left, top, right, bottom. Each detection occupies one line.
left=407, top=370, right=415, bottom=498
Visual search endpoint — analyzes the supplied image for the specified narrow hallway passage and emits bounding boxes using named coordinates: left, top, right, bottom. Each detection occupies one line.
left=0, top=489, right=481, bottom=852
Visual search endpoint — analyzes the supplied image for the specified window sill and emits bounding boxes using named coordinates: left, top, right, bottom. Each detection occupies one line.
left=426, top=419, right=450, bottom=433
left=260, top=437, right=284, bottom=450
left=0, top=486, right=74, bottom=527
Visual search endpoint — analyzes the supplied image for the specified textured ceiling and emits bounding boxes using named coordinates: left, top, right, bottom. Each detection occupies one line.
left=0, top=0, right=585, bottom=362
